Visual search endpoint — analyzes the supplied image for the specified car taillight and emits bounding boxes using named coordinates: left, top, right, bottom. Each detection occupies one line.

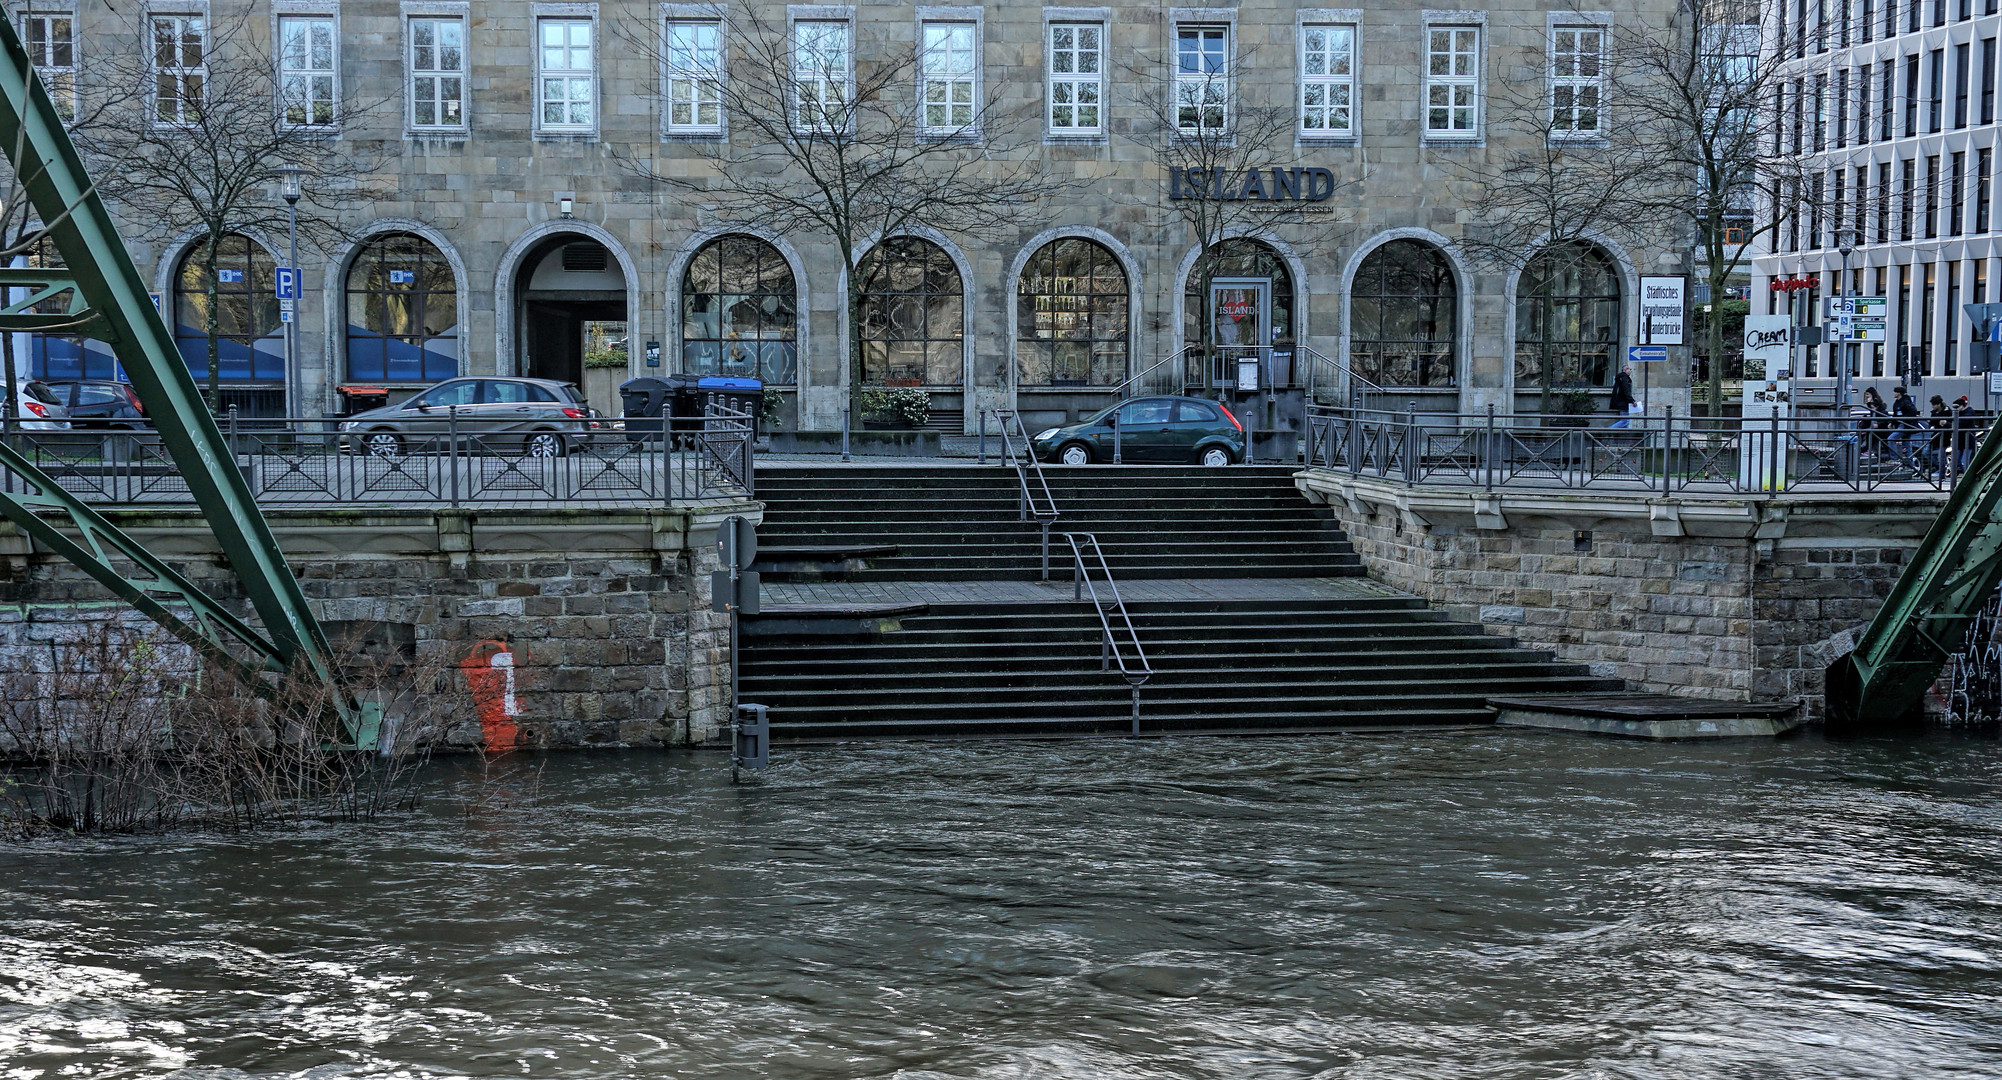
left=124, top=385, right=145, bottom=414
left=1218, top=403, right=1243, bottom=432
left=24, top=400, right=47, bottom=418
left=561, top=407, right=586, bottom=419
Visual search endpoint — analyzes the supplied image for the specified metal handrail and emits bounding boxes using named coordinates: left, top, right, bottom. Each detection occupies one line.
left=1106, top=345, right=1200, bottom=401
left=1057, top=530, right=1152, bottom=735
left=989, top=408, right=1059, bottom=577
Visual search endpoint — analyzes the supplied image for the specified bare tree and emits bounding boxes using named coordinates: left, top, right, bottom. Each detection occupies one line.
left=617, top=6, right=1059, bottom=422
left=69, top=10, right=388, bottom=409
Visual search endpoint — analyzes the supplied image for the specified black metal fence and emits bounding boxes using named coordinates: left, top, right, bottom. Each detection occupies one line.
left=1304, top=404, right=1981, bottom=495
left=0, top=405, right=755, bottom=508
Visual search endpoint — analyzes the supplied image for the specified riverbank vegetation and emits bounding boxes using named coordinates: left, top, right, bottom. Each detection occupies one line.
left=0, top=621, right=462, bottom=836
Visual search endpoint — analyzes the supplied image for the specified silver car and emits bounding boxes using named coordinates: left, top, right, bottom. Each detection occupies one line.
left=340, top=377, right=597, bottom=457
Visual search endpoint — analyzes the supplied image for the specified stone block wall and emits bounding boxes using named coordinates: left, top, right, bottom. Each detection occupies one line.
left=1297, top=474, right=1945, bottom=719
left=0, top=503, right=755, bottom=749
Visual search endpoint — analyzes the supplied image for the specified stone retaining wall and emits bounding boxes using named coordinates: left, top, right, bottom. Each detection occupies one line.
left=1295, top=474, right=1945, bottom=719
left=0, top=503, right=756, bottom=748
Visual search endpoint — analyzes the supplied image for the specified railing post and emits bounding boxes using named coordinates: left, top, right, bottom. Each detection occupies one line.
left=1112, top=409, right=1122, bottom=465
left=1042, top=521, right=1052, bottom=581
left=1484, top=403, right=1495, bottom=491
left=448, top=404, right=460, bottom=507
left=841, top=405, right=851, bottom=462
left=1404, top=402, right=1418, bottom=486
left=978, top=408, right=987, bottom=465
left=1661, top=406, right=1674, bottom=497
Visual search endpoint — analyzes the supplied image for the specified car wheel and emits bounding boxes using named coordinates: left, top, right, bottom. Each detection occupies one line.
left=364, top=431, right=403, bottom=457
left=1058, top=442, right=1093, bottom=466
left=1199, top=446, right=1234, bottom=467
left=525, top=431, right=566, bottom=458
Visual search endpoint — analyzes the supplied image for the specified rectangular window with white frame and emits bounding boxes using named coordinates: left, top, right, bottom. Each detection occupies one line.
left=793, top=19, right=850, bottom=131
left=1047, top=21, right=1103, bottom=135
left=278, top=14, right=337, bottom=127
left=665, top=18, right=722, bottom=134
left=537, top=17, right=594, bottom=132
left=150, top=11, right=206, bottom=126
left=1425, top=24, right=1480, bottom=137
left=920, top=20, right=977, bottom=134
left=1550, top=24, right=1602, bottom=135
left=408, top=13, right=466, bottom=131
left=1299, top=23, right=1355, bottom=137
left=20, top=9, right=76, bottom=122
left=1175, top=24, right=1228, bottom=132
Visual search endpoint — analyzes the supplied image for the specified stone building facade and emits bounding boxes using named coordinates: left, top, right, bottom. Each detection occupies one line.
left=17, top=0, right=1686, bottom=431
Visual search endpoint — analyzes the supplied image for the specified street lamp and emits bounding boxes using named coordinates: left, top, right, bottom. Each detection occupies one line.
left=1838, top=243, right=1855, bottom=407
left=276, top=163, right=312, bottom=419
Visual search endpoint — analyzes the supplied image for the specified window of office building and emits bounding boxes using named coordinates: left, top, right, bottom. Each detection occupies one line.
left=409, top=15, right=466, bottom=130
left=858, top=237, right=961, bottom=386
left=1550, top=24, right=1602, bottom=135
left=1425, top=25, right=1480, bottom=136
left=1515, top=243, right=1620, bottom=391
left=1175, top=25, right=1228, bottom=132
left=174, top=234, right=282, bottom=384
left=22, top=10, right=75, bottom=122
left=665, top=20, right=722, bottom=133
left=1300, top=24, right=1355, bottom=136
left=278, top=15, right=336, bottom=127
left=794, top=20, right=850, bottom=130
left=1930, top=48, right=1944, bottom=131
left=345, top=233, right=459, bottom=383
left=1948, top=261, right=1962, bottom=375
left=920, top=21, right=976, bottom=133
left=538, top=18, right=594, bottom=132
left=151, top=13, right=205, bottom=125
left=680, top=235, right=797, bottom=384
left=1350, top=240, right=1456, bottom=388
left=1927, top=154, right=1941, bottom=238
left=1047, top=22, right=1104, bottom=135
left=1979, top=148, right=1993, bottom=233
left=1951, top=151, right=1967, bottom=236
left=1016, top=237, right=1128, bottom=388
left=1957, top=42, right=1972, bottom=127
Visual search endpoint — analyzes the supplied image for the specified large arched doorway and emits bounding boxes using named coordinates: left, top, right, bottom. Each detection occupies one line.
left=1515, top=242, right=1621, bottom=410
left=511, top=233, right=628, bottom=386
left=1182, top=238, right=1296, bottom=356
left=174, top=233, right=285, bottom=414
left=680, top=234, right=797, bottom=383
left=1349, top=239, right=1457, bottom=388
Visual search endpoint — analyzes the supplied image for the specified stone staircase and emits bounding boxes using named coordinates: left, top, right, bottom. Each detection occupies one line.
left=740, top=463, right=1622, bottom=741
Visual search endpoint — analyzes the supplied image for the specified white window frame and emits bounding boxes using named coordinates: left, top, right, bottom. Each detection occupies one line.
left=148, top=8, right=207, bottom=128
left=1423, top=15, right=1483, bottom=140
left=403, top=2, right=469, bottom=135
left=1173, top=21, right=1231, bottom=134
left=1298, top=18, right=1357, bottom=140
left=789, top=9, right=853, bottom=134
left=18, top=7, right=77, bottom=123
left=662, top=10, right=723, bottom=136
left=534, top=5, right=598, bottom=136
left=917, top=12, right=979, bottom=137
left=1549, top=20, right=1606, bottom=138
left=1043, top=15, right=1106, bottom=138
left=274, top=4, right=339, bottom=129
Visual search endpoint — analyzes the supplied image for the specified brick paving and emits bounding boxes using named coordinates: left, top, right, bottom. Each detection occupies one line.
left=763, top=576, right=1400, bottom=607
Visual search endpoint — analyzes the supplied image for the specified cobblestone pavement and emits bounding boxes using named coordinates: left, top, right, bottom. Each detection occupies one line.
left=763, top=576, right=1401, bottom=607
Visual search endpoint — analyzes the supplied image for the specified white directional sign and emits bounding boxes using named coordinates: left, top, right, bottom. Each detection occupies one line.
left=1823, top=295, right=1888, bottom=342
left=1639, top=275, right=1687, bottom=345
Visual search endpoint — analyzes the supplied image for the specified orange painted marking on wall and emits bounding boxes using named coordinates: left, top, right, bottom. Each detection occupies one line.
left=461, top=639, right=520, bottom=749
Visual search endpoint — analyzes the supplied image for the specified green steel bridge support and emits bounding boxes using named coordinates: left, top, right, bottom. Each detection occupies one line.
left=1827, top=413, right=2002, bottom=732
left=0, top=18, right=365, bottom=744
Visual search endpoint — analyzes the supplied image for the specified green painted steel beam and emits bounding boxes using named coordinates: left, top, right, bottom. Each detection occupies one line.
left=0, top=19, right=358, bottom=741
left=1826, top=411, right=2002, bottom=732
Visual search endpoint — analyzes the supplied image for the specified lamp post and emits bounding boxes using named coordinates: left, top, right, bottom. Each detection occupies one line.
left=277, top=163, right=311, bottom=418
left=1838, top=243, right=1855, bottom=407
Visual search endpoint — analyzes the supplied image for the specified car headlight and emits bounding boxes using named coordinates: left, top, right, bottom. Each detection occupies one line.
left=1034, top=428, right=1059, bottom=441
left=339, top=422, right=358, bottom=432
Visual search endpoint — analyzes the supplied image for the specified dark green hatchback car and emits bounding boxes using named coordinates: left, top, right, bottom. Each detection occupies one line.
left=1031, top=395, right=1245, bottom=466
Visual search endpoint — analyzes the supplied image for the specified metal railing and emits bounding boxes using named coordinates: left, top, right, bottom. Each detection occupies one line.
left=1303, top=403, right=1980, bottom=495
left=1106, top=345, right=1201, bottom=401
left=989, top=408, right=1059, bottom=575
left=0, top=402, right=756, bottom=509
left=1057, top=530, right=1152, bottom=735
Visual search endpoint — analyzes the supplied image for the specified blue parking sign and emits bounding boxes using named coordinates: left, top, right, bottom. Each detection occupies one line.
left=275, top=267, right=298, bottom=299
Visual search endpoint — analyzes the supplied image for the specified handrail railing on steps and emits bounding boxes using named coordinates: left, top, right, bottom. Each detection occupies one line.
left=1107, top=346, right=1200, bottom=401
left=990, top=408, right=1060, bottom=577
left=1057, top=530, right=1152, bottom=735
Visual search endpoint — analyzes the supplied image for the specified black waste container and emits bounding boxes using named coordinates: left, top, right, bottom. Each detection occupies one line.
left=619, top=375, right=678, bottom=442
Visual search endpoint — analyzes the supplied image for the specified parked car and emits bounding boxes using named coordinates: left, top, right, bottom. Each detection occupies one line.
left=1031, top=395, right=1244, bottom=466
left=7, top=379, right=70, bottom=431
left=45, top=379, right=145, bottom=429
left=339, top=377, right=597, bottom=457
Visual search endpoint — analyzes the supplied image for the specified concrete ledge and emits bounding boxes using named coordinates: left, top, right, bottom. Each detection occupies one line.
left=1490, top=693, right=1804, bottom=739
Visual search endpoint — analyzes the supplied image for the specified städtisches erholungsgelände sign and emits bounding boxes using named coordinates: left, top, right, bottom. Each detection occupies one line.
left=1169, top=167, right=1340, bottom=208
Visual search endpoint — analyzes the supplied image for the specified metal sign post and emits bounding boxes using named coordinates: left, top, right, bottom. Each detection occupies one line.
left=712, top=515, right=765, bottom=780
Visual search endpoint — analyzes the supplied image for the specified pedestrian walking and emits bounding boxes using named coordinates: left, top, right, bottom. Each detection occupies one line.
left=1860, top=386, right=1888, bottom=457
left=1610, top=365, right=1636, bottom=416
left=1891, top=385, right=1924, bottom=470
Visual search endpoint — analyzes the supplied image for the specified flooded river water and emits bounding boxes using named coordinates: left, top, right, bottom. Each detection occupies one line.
left=4, top=731, right=2002, bottom=1078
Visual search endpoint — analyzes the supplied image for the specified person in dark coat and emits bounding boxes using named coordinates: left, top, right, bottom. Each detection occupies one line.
left=1859, top=386, right=1889, bottom=457
left=1610, top=365, right=1636, bottom=415
left=1891, top=385, right=1923, bottom=468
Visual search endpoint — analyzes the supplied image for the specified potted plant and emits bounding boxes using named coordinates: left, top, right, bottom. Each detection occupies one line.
left=860, top=387, right=930, bottom=430
left=1545, top=385, right=1598, bottom=428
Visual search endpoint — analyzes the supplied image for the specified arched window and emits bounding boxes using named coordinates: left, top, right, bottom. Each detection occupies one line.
left=346, top=233, right=460, bottom=383
left=1515, top=243, right=1620, bottom=390
left=681, top=235, right=797, bottom=383
left=14, top=234, right=116, bottom=381
left=1182, top=239, right=1295, bottom=349
left=174, top=234, right=283, bottom=384
left=1017, top=237, right=1129, bottom=387
left=858, top=236, right=962, bottom=386
left=1350, top=240, right=1456, bottom=388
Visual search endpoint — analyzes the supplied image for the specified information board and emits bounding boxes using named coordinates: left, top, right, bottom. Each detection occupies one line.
left=1823, top=296, right=1888, bottom=342
left=1639, top=276, right=1687, bottom=345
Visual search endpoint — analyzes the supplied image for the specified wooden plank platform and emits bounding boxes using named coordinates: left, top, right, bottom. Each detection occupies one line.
left=1488, top=693, right=1804, bottom=739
